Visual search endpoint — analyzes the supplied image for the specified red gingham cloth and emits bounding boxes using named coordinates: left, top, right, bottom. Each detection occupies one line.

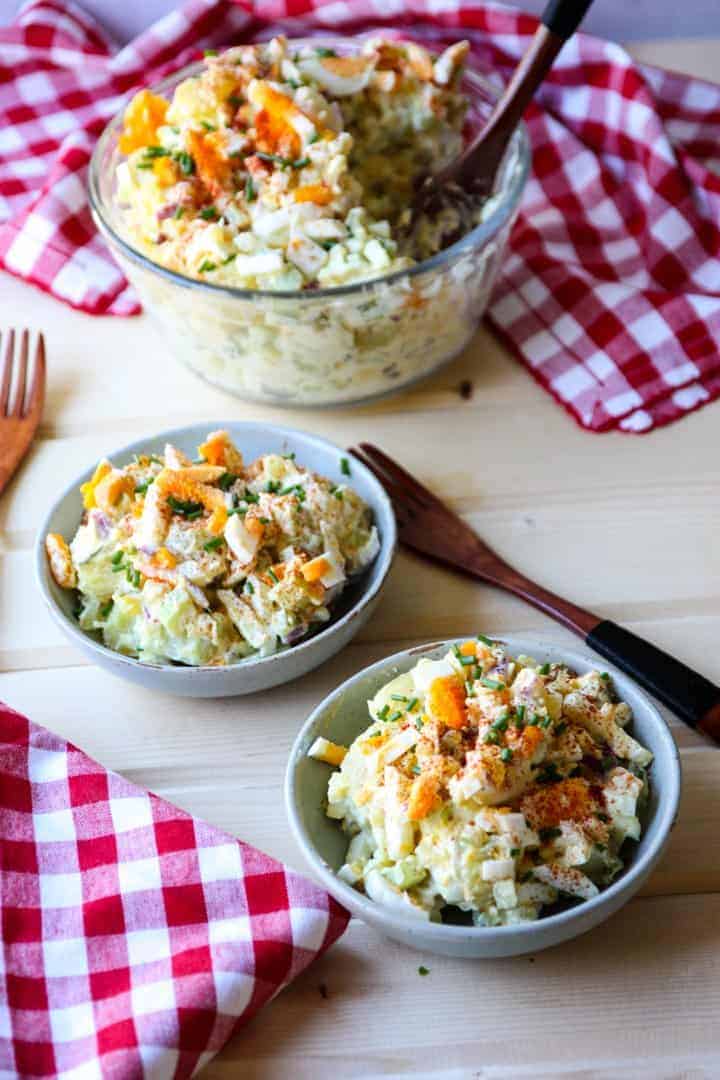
left=2, top=1, right=720, bottom=433
left=0, top=702, right=349, bottom=1078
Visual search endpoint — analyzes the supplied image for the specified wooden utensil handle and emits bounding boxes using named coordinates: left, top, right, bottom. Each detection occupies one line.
left=466, top=553, right=720, bottom=743
left=541, top=0, right=595, bottom=40
left=586, top=621, right=720, bottom=740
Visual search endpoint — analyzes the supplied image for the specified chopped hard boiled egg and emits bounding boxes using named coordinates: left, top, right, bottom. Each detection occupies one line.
left=310, top=641, right=653, bottom=928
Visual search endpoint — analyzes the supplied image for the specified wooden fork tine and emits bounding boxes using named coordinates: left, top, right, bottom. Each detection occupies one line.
left=27, top=332, right=46, bottom=416
left=0, top=329, right=14, bottom=416
left=11, top=329, right=29, bottom=418
left=357, top=443, right=441, bottom=509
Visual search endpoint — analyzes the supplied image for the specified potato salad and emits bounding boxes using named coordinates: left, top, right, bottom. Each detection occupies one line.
left=45, top=433, right=378, bottom=666
left=310, top=639, right=653, bottom=926
left=114, top=36, right=471, bottom=289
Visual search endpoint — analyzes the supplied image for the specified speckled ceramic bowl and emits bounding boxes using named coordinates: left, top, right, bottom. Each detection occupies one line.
left=35, top=422, right=396, bottom=697
left=285, top=635, right=681, bottom=958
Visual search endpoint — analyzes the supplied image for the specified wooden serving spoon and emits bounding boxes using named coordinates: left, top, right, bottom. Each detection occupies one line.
left=411, top=0, right=596, bottom=228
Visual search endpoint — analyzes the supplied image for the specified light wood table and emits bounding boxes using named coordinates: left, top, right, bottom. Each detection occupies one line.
left=2, top=38, right=719, bottom=1080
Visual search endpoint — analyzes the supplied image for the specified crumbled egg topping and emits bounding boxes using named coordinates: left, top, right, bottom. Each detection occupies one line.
left=46, top=432, right=379, bottom=666
left=309, top=639, right=653, bottom=926
left=115, top=36, right=470, bottom=289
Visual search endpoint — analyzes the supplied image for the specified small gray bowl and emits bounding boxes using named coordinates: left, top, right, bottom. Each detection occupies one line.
left=35, top=422, right=396, bottom=698
left=286, top=635, right=681, bottom=958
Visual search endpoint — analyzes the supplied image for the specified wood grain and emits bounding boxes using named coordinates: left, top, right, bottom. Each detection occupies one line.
left=1, top=38, right=719, bottom=1079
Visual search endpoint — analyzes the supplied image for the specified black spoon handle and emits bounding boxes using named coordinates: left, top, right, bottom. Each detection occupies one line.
left=542, top=0, right=596, bottom=40
left=586, top=620, right=720, bottom=741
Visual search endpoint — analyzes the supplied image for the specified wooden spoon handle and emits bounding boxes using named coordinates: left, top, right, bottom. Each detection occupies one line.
left=586, top=621, right=720, bottom=741
left=463, top=547, right=720, bottom=742
left=453, top=0, right=594, bottom=192
left=541, top=0, right=595, bottom=39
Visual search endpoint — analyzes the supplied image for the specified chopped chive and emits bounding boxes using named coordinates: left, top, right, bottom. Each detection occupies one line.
left=480, top=677, right=504, bottom=691
left=167, top=495, right=204, bottom=518
left=492, top=712, right=510, bottom=732
left=477, top=633, right=493, bottom=646
left=199, top=206, right=219, bottom=220
left=378, top=704, right=390, bottom=721
left=539, top=663, right=551, bottom=675
left=142, top=145, right=169, bottom=160
left=135, top=161, right=154, bottom=170
left=203, top=536, right=224, bottom=552
left=407, top=698, right=418, bottom=712
left=245, top=175, right=257, bottom=202
left=600, top=671, right=610, bottom=681
left=500, top=747, right=514, bottom=762
left=100, top=599, right=114, bottom=618
left=203, top=48, right=218, bottom=57
left=255, top=151, right=309, bottom=170
left=510, top=847, right=520, bottom=857
left=414, top=716, right=424, bottom=730
left=268, top=569, right=280, bottom=584
left=266, top=480, right=281, bottom=494
left=554, top=721, right=568, bottom=735
left=173, top=150, right=195, bottom=175
left=459, top=655, right=475, bottom=667
left=126, top=567, right=142, bottom=588
left=245, top=580, right=255, bottom=594
left=315, top=46, right=337, bottom=58
left=282, top=451, right=296, bottom=461
left=243, top=490, right=260, bottom=504
left=516, top=705, right=526, bottom=722
left=318, top=240, right=337, bottom=251
left=308, top=131, right=320, bottom=144
left=418, top=965, right=430, bottom=976
left=228, top=94, right=242, bottom=108
left=411, top=764, right=421, bottom=775
left=135, top=478, right=153, bottom=494
left=539, top=826, right=562, bottom=842
left=198, top=259, right=217, bottom=273
left=483, top=730, right=500, bottom=745
left=173, top=205, right=185, bottom=219
left=387, top=711, right=402, bottom=723
left=111, top=550, right=124, bottom=567
left=390, top=694, right=409, bottom=703
left=218, top=472, right=238, bottom=491
left=258, top=516, right=270, bottom=525
left=536, top=763, right=562, bottom=785
left=200, top=120, right=217, bottom=131
left=340, top=457, right=351, bottom=476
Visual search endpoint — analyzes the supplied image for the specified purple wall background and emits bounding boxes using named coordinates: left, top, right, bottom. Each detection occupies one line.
left=4, top=0, right=717, bottom=43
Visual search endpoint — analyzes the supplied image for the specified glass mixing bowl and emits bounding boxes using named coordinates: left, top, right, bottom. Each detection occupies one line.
left=89, top=38, right=530, bottom=407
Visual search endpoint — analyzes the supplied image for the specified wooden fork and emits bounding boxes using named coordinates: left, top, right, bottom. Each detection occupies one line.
left=350, top=442, right=720, bottom=745
left=0, top=329, right=46, bottom=498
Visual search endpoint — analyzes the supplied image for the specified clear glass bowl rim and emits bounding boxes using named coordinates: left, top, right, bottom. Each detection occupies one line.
left=88, top=36, right=531, bottom=303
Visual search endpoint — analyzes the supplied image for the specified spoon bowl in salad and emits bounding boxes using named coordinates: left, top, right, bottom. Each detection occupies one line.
left=36, top=422, right=396, bottom=697
left=286, top=634, right=681, bottom=958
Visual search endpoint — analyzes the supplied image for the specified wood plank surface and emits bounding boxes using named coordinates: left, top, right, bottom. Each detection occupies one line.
left=1, top=37, right=718, bottom=1080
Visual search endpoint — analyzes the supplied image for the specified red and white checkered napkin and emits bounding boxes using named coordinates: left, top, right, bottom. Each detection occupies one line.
left=3, top=0, right=720, bottom=432
left=0, top=702, right=349, bottom=1078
